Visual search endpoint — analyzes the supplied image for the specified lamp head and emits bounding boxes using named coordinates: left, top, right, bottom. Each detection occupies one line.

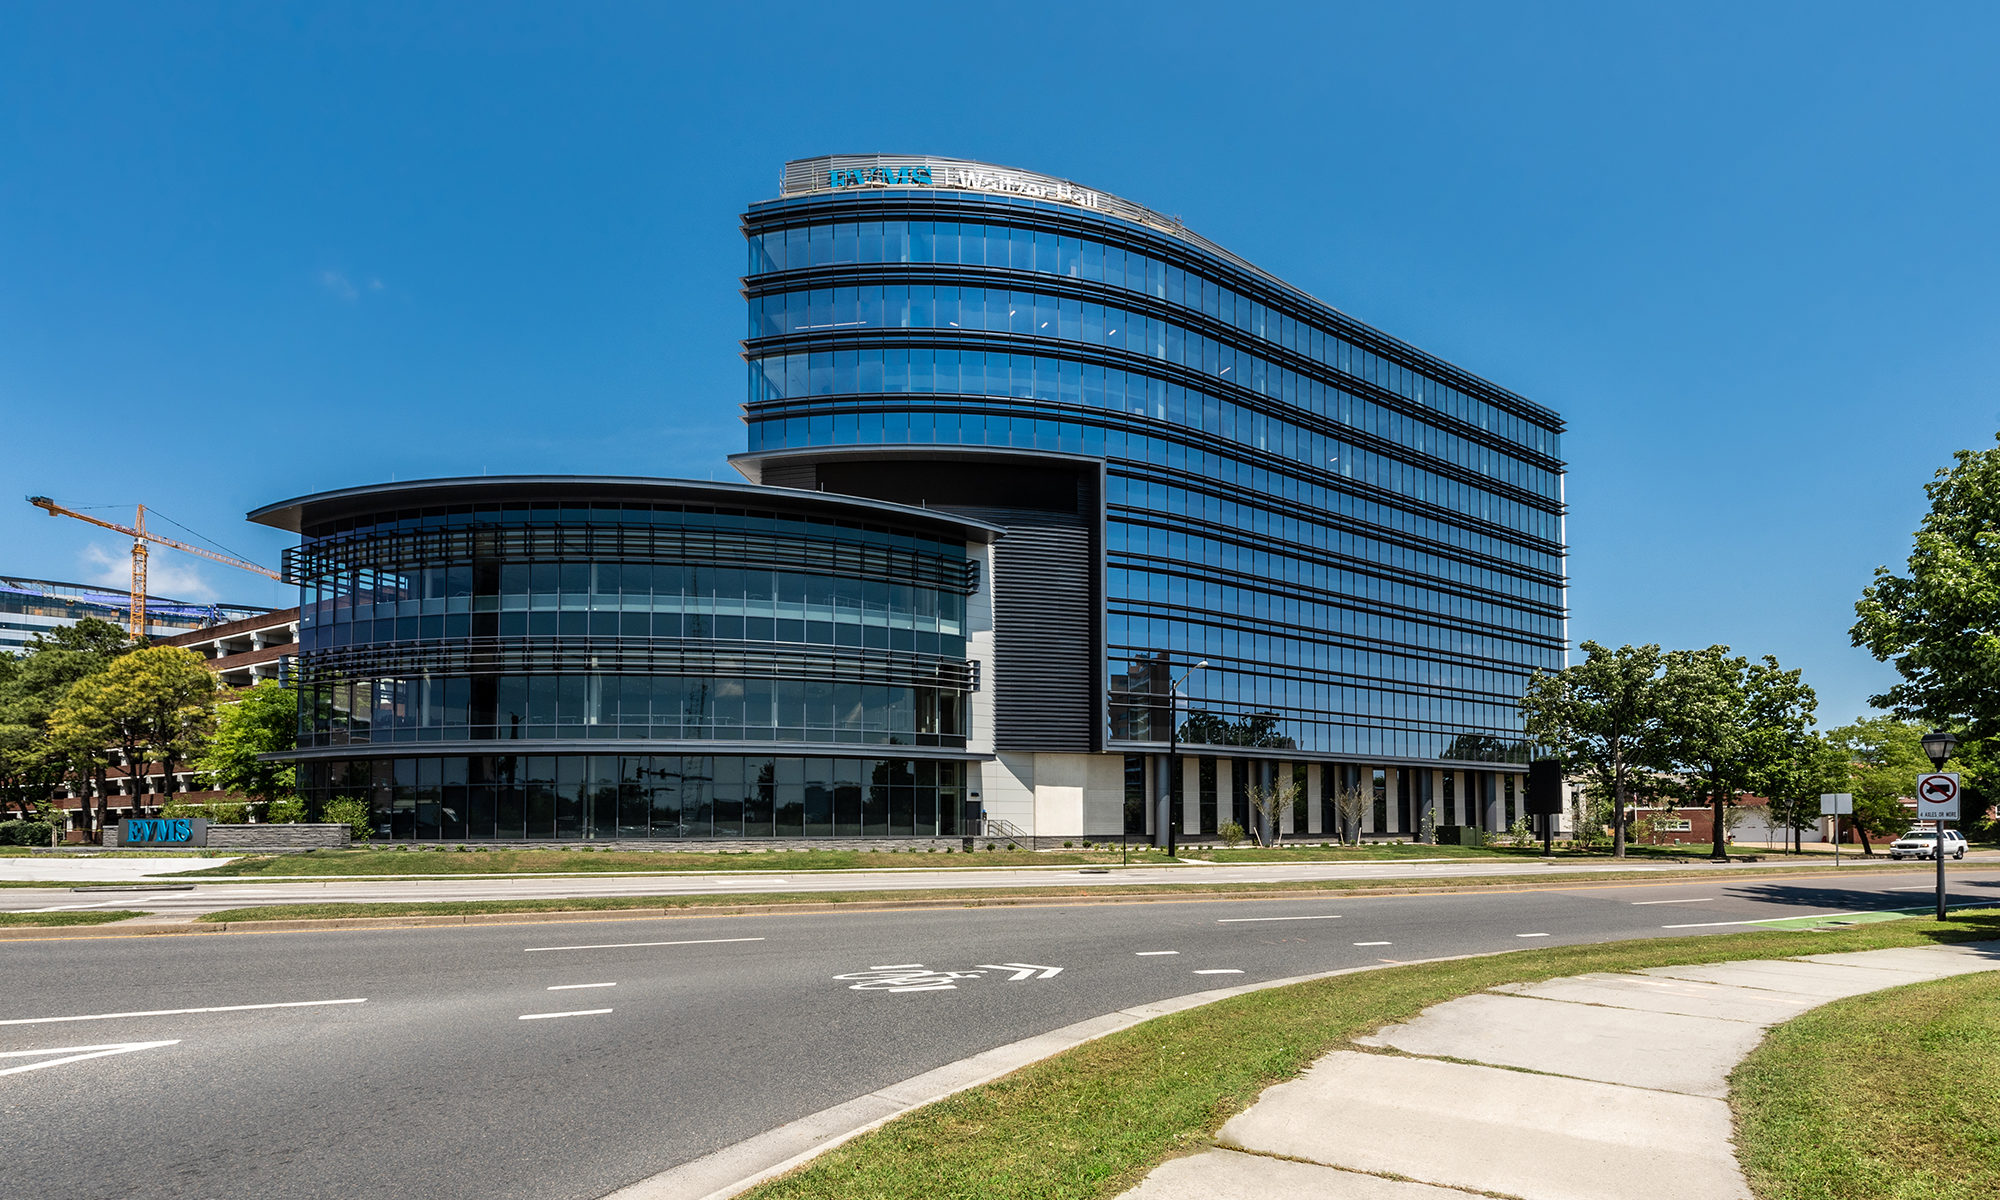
left=1921, top=729, right=1959, bottom=768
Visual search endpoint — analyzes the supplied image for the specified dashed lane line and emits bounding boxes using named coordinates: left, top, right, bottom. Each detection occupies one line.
left=1192, top=969, right=1244, bottom=975
left=523, top=936, right=765, bottom=953
left=519, top=1009, right=613, bottom=1021
left=0, top=998, right=367, bottom=1027
left=1215, top=914, right=1343, bottom=923
left=1631, top=897, right=1714, bottom=905
left=547, top=983, right=616, bottom=991
left=1353, top=941, right=1392, bottom=946
left=1135, top=951, right=1179, bottom=956
left=1516, top=933, right=1551, bottom=938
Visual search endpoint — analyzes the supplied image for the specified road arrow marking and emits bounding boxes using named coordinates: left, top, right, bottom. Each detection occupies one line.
left=974, top=963, right=1063, bottom=981
left=0, top=1040, right=179, bottom=1077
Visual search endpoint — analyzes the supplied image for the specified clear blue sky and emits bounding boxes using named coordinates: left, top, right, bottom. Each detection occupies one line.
left=3, top=2, right=1995, bottom=727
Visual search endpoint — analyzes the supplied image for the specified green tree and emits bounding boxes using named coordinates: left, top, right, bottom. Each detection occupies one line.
left=1825, top=717, right=1950, bottom=854
left=0, top=618, right=129, bottom=822
left=196, top=680, right=297, bottom=803
left=1852, top=435, right=2000, bottom=741
left=1657, top=646, right=1762, bottom=861
left=1740, top=656, right=1823, bottom=854
left=47, top=647, right=217, bottom=836
left=1518, top=641, right=1667, bottom=857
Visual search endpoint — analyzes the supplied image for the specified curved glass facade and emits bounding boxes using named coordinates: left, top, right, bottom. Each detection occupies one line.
left=261, top=481, right=987, bottom=840
left=740, top=159, right=1567, bottom=766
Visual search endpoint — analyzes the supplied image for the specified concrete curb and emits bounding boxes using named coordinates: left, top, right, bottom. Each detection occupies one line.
left=600, top=953, right=1498, bottom=1200
left=3, top=864, right=1985, bottom=941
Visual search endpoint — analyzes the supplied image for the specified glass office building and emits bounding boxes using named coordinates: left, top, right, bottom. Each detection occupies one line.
left=734, top=155, right=1566, bottom=841
left=253, top=478, right=995, bottom=841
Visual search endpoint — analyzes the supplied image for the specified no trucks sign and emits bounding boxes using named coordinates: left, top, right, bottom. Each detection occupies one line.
left=1916, top=773, right=1960, bottom=822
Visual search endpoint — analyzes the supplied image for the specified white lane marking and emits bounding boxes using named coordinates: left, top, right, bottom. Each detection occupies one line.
left=1516, top=933, right=1551, bottom=938
left=1216, top=914, right=1342, bottom=923
left=546, top=983, right=616, bottom=991
left=0, top=1040, right=180, bottom=1077
left=1891, top=885, right=1940, bottom=891
left=1192, top=969, right=1244, bottom=975
left=1135, top=951, right=1180, bottom=956
left=519, top=1009, right=613, bottom=1020
left=18, top=899, right=136, bottom=914
left=1353, top=941, right=1392, bottom=946
left=1631, top=897, right=1714, bottom=905
left=0, top=998, right=366, bottom=1027
left=524, top=937, right=765, bottom=953
left=872, top=963, right=925, bottom=970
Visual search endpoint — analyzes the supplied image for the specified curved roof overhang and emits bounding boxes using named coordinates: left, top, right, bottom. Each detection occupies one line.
left=247, top=475, right=1006, bottom=542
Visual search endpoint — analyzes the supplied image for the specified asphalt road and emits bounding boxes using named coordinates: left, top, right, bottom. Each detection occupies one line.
left=10, top=852, right=1991, bottom=917
left=6, top=867, right=1999, bottom=1200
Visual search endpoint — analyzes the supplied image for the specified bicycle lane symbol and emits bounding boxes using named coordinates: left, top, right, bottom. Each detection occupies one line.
left=833, top=963, right=1065, bottom=993
left=834, top=964, right=990, bottom=993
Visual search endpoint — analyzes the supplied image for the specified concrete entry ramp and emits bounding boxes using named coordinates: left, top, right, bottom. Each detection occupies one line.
left=1117, top=941, right=2000, bottom=1200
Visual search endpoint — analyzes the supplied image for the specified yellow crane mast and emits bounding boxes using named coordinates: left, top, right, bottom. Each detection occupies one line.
left=27, top=496, right=284, bottom=639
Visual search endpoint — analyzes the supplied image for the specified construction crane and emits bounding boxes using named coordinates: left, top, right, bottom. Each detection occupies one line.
left=27, top=497, right=283, bottom=640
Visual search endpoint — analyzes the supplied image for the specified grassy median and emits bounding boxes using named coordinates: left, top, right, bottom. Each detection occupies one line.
left=1733, top=970, right=2000, bottom=1200
left=0, top=910, right=146, bottom=926
left=730, top=911, right=2000, bottom=1200
left=183, top=860, right=1971, bottom=923
left=175, top=838, right=1864, bottom=878
left=180, top=845, right=1186, bottom=877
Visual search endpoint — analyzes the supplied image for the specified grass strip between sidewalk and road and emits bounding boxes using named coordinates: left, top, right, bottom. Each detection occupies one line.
left=0, top=910, right=147, bottom=927
left=725, top=910, right=2000, bottom=1200
left=183, top=860, right=1970, bottom=923
left=1732, top=969, right=2000, bottom=1200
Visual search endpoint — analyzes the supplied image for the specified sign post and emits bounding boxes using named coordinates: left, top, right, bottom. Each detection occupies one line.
left=1916, top=773, right=1960, bottom=920
left=1819, top=794, right=1852, bottom=867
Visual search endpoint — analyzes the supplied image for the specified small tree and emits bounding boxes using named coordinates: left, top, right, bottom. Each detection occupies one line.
left=1246, top=775, right=1299, bottom=846
left=197, top=680, right=298, bottom=803
left=1329, top=779, right=1370, bottom=845
left=1519, top=642, right=1667, bottom=858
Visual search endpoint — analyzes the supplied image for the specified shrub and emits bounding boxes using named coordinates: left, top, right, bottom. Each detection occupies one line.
left=322, top=797, right=371, bottom=842
left=266, top=797, right=308, bottom=824
left=0, top=820, right=56, bottom=847
left=1218, top=821, right=1247, bottom=848
left=1063, top=841, right=1073, bottom=848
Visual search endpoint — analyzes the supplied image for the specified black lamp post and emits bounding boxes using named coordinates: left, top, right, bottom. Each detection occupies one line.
left=1161, top=660, right=1207, bottom=858
left=1921, top=729, right=1958, bottom=920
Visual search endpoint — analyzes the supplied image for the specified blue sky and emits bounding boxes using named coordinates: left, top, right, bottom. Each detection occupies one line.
left=3, top=2, right=1995, bottom=727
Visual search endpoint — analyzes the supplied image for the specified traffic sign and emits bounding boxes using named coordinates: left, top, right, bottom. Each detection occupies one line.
left=1819, top=793, right=1853, bottom=815
left=1916, top=773, right=1960, bottom=821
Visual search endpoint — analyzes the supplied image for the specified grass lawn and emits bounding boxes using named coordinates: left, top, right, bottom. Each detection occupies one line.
left=180, top=846, right=1182, bottom=877
left=728, top=911, right=2000, bottom=1200
left=0, top=910, right=146, bottom=927
left=1733, top=970, right=2000, bottom=1200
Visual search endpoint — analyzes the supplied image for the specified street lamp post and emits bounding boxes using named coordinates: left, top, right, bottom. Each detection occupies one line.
left=1160, top=660, right=1208, bottom=858
left=1921, top=728, right=1958, bottom=921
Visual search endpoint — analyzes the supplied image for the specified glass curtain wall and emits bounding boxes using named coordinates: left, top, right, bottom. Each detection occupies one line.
left=743, top=186, right=1566, bottom=765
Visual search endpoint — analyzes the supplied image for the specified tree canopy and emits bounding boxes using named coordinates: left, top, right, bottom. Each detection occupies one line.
left=1852, top=435, right=2000, bottom=739
left=1519, top=640, right=1666, bottom=856
left=197, top=679, right=298, bottom=802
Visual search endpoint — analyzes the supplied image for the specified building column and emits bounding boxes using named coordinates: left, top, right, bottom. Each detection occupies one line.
left=1279, top=762, right=1296, bottom=836
left=1154, top=754, right=1172, bottom=848
left=1385, top=768, right=1400, bottom=836
left=1217, top=758, right=1234, bottom=832
left=1182, top=756, right=1200, bottom=838
left=1482, top=771, right=1501, bottom=832
left=1305, top=764, right=1322, bottom=836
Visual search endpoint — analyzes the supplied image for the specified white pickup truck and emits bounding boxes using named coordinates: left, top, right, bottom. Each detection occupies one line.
left=1888, top=829, right=1967, bottom=861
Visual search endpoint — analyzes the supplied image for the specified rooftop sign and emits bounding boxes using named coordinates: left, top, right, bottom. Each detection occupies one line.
left=784, top=155, right=1130, bottom=221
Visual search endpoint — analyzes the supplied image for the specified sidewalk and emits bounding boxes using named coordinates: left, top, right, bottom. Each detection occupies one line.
left=1120, top=939, right=2000, bottom=1200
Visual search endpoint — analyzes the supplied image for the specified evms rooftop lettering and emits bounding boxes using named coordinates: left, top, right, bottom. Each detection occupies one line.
left=829, top=166, right=933, bottom=188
